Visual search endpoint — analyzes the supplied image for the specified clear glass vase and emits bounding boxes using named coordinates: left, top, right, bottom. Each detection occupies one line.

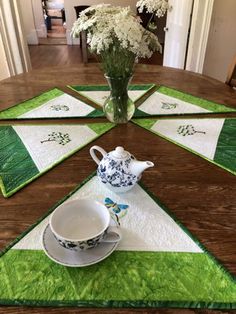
left=103, top=75, right=135, bottom=123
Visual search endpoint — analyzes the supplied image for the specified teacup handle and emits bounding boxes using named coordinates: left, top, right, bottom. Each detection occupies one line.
left=102, top=226, right=122, bottom=243
left=90, top=145, right=107, bottom=165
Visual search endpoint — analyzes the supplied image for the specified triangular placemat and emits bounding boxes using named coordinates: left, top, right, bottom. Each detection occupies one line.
left=0, top=174, right=235, bottom=308
left=0, top=123, right=115, bottom=197
left=0, top=88, right=103, bottom=120
left=68, top=84, right=155, bottom=108
left=135, top=86, right=236, bottom=117
left=133, top=118, right=236, bottom=175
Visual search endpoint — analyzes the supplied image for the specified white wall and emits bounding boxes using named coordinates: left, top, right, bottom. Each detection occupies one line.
left=32, top=0, right=47, bottom=38
left=203, top=0, right=236, bottom=82
left=19, top=0, right=38, bottom=44
left=64, top=0, right=137, bottom=45
left=0, top=32, right=10, bottom=80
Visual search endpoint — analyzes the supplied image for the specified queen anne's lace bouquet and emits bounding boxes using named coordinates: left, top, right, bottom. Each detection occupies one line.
left=136, top=0, right=169, bottom=17
left=71, top=4, right=162, bottom=77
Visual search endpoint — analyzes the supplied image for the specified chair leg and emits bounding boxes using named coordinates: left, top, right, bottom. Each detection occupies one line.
left=81, top=31, right=88, bottom=64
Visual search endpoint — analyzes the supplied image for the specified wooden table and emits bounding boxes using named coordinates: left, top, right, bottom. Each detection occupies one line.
left=0, top=64, right=235, bottom=314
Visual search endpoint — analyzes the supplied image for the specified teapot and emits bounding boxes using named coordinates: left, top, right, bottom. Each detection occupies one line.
left=90, top=146, right=154, bottom=193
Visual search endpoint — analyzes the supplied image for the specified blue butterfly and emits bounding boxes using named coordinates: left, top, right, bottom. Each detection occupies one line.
left=104, top=197, right=129, bottom=218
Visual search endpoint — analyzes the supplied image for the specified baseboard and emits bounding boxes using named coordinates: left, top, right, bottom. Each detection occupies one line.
left=26, top=29, right=39, bottom=45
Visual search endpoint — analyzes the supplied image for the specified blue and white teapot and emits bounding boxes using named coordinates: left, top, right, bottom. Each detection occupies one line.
left=90, top=146, right=154, bottom=193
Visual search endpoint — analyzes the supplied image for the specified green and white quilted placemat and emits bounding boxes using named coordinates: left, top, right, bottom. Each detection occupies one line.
left=0, top=88, right=103, bottom=120
left=0, top=174, right=235, bottom=308
left=69, top=84, right=155, bottom=108
left=135, top=86, right=236, bottom=117
left=0, top=123, right=114, bottom=197
left=133, top=118, right=236, bottom=175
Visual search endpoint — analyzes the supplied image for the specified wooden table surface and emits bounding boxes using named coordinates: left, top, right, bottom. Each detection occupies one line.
left=0, top=64, right=235, bottom=314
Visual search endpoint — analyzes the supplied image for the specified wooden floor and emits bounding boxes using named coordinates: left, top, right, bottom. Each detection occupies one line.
left=29, top=45, right=163, bottom=70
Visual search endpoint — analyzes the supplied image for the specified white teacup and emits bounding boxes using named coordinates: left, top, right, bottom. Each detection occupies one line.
left=50, top=199, right=121, bottom=251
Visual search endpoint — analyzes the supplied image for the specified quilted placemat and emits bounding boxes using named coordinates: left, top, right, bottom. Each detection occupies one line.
left=68, top=84, right=155, bottom=108
left=0, top=88, right=103, bottom=120
left=0, top=123, right=114, bottom=197
left=133, top=118, right=236, bottom=175
left=135, top=86, right=236, bottom=117
left=0, top=174, right=235, bottom=308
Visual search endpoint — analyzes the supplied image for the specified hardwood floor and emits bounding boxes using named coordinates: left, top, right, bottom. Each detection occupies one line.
left=29, top=45, right=163, bottom=70
left=29, top=45, right=84, bottom=69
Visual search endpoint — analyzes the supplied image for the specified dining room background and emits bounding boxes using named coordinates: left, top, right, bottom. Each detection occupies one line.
left=0, top=0, right=235, bottom=82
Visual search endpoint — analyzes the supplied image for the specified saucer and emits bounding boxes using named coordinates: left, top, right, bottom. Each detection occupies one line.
left=42, top=224, right=118, bottom=267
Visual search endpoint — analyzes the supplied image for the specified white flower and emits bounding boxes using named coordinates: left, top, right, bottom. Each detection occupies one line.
left=71, top=4, right=162, bottom=57
left=136, top=0, right=169, bottom=17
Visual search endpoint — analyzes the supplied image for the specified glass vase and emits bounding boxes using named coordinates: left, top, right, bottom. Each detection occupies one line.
left=103, top=75, right=135, bottom=123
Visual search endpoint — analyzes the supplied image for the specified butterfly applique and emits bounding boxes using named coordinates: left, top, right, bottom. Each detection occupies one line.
left=104, top=197, right=129, bottom=224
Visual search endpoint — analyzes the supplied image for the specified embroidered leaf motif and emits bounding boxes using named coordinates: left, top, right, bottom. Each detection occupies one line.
left=40, top=132, right=71, bottom=145
left=161, top=102, right=178, bottom=110
left=50, top=105, right=70, bottom=111
left=177, top=125, right=206, bottom=136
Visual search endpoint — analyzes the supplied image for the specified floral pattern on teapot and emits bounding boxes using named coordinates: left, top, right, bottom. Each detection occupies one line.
left=97, top=154, right=138, bottom=188
left=90, top=146, right=154, bottom=193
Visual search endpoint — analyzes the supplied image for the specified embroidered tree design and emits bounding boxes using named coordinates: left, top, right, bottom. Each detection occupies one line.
left=41, top=132, right=71, bottom=145
left=177, top=125, right=206, bottom=136
left=50, top=105, right=70, bottom=111
left=161, top=102, right=178, bottom=110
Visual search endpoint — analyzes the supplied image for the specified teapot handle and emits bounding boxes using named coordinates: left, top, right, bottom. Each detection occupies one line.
left=90, top=145, right=107, bottom=165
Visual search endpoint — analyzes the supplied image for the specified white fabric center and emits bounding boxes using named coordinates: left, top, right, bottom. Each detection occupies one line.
left=151, top=118, right=225, bottom=159
left=13, top=177, right=202, bottom=253
left=79, top=90, right=147, bottom=106
left=18, top=94, right=95, bottom=118
left=13, top=125, right=97, bottom=171
left=139, top=91, right=211, bottom=114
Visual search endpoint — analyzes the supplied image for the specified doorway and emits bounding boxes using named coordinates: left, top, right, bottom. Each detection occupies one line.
left=39, top=0, right=66, bottom=45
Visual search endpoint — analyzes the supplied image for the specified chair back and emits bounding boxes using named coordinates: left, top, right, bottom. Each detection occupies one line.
left=74, top=5, right=90, bottom=19
left=225, top=55, right=236, bottom=88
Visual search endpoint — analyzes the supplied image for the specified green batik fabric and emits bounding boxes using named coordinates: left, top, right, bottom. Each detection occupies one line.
left=68, top=84, right=156, bottom=115
left=157, top=86, right=236, bottom=113
left=0, top=88, right=63, bottom=119
left=0, top=250, right=235, bottom=307
left=214, top=119, right=236, bottom=172
left=132, top=118, right=236, bottom=175
left=135, top=86, right=236, bottom=117
left=0, top=126, right=39, bottom=195
left=0, top=123, right=115, bottom=197
left=0, top=88, right=103, bottom=120
left=69, top=84, right=155, bottom=92
left=0, top=174, right=235, bottom=308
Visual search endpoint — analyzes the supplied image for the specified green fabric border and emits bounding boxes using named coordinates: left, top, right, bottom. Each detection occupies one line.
left=0, top=251, right=235, bottom=308
left=0, top=87, right=104, bottom=120
left=68, top=84, right=156, bottom=109
left=68, top=84, right=155, bottom=92
left=0, top=172, right=235, bottom=308
left=0, top=126, right=39, bottom=195
left=214, top=119, right=236, bottom=172
left=132, top=118, right=236, bottom=176
left=0, top=88, right=64, bottom=119
left=156, top=86, right=236, bottom=113
left=134, top=85, right=236, bottom=117
left=0, top=123, right=115, bottom=198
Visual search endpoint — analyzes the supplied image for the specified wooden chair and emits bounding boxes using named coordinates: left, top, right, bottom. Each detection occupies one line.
left=74, top=6, right=89, bottom=64
left=225, top=55, right=236, bottom=88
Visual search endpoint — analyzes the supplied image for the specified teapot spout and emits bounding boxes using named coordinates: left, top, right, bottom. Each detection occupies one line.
left=130, top=160, right=154, bottom=177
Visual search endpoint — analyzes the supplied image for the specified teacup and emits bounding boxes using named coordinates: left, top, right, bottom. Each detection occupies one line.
left=49, top=199, right=121, bottom=251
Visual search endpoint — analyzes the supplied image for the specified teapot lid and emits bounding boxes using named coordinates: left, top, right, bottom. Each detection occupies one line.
left=111, top=146, right=129, bottom=159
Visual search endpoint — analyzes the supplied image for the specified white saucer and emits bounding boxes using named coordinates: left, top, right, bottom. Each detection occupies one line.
left=42, top=224, right=118, bottom=267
